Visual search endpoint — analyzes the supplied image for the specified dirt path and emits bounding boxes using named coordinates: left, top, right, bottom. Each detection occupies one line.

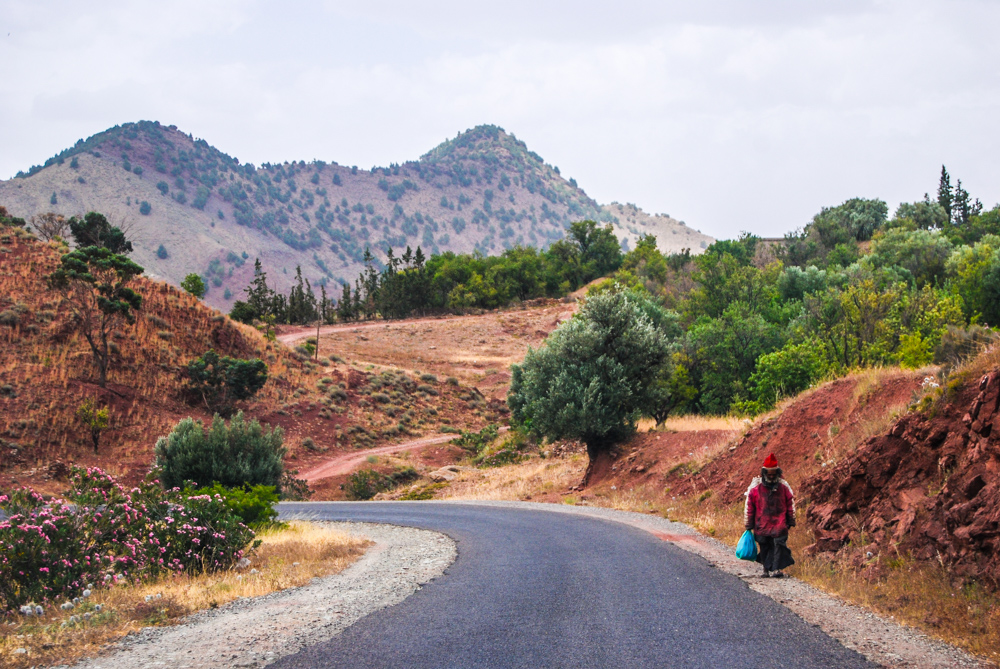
left=301, top=434, right=462, bottom=482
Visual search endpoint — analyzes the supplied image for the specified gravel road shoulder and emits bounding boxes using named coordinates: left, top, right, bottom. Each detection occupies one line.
left=72, top=522, right=455, bottom=669
left=465, top=500, right=987, bottom=669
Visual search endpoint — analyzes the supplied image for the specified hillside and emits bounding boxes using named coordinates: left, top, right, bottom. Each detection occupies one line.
left=0, top=218, right=493, bottom=496
left=0, top=121, right=711, bottom=310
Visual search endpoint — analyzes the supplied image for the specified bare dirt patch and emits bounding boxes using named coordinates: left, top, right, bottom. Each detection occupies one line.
left=283, top=302, right=575, bottom=400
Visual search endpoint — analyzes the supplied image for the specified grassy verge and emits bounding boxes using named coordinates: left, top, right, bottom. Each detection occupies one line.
left=0, top=522, right=369, bottom=669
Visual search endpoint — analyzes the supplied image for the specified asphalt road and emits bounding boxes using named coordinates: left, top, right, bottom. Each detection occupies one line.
left=273, top=502, right=873, bottom=669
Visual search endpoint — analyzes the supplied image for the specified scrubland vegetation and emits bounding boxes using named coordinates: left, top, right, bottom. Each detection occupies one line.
left=0, top=206, right=372, bottom=666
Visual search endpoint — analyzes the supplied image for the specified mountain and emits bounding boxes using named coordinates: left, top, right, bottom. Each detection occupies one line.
left=0, top=121, right=712, bottom=309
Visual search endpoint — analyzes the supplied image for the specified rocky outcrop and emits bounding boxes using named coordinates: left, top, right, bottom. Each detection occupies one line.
left=804, top=370, right=1000, bottom=586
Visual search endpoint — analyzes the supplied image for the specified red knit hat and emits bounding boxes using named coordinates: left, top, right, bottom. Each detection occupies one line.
left=762, top=453, right=778, bottom=468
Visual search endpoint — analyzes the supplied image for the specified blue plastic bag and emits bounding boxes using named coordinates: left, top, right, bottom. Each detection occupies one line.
left=735, top=530, right=758, bottom=561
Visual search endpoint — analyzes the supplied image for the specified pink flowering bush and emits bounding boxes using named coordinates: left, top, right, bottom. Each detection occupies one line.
left=0, top=467, right=259, bottom=611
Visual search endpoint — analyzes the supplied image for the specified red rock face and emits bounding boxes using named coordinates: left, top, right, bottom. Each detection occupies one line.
left=804, top=371, right=1000, bottom=587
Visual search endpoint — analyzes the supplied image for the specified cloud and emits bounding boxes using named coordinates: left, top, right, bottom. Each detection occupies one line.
left=2, top=0, right=999, bottom=238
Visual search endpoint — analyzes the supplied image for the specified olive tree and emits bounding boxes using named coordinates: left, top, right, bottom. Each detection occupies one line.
left=508, top=288, right=669, bottom=474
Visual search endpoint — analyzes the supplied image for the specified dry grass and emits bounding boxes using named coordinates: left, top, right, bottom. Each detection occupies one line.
left=0, top=230, right=326, bottom=481
left=798, top=553, right=1000, bottom=663
left=654, top=414, right=748, bottom=433
left=439, top=453, right=587, bottom=501
left=0, top=521, right=368, bottom=669
left=313, top=304, right=573, bottom=397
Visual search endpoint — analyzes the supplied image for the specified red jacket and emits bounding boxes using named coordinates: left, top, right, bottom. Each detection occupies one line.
left=744, top=477, right=796, bottom=537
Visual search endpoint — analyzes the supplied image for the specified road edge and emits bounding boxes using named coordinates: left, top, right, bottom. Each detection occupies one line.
left=457, top=500, right=989, bottom=669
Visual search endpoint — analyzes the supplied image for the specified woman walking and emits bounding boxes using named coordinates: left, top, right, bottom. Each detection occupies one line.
left=744, top=453, right=796, bottom=578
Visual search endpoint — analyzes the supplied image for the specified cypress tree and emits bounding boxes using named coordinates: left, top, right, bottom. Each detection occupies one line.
left=937, top=165, right=953, bottom=222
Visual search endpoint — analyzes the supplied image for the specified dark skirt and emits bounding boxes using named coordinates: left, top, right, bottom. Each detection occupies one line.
left=755, top=533, right=795, bottom=572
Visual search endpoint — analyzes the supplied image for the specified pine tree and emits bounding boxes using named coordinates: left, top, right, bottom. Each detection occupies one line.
left=937, top=165, right=953, bottom=223
left=954, top=179, right=971, bottom=226
left=245, top=259, right=273, bottom=321
left=338, top=282, right=353, bottom=321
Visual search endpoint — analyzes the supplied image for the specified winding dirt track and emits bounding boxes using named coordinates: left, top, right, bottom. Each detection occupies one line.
left=300, top=434, right=462, bottom=482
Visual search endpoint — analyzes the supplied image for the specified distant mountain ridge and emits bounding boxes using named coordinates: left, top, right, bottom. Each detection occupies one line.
left=0, top=121, right=712, bottom=308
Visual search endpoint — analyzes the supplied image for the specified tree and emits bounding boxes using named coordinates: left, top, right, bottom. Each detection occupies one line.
left=30, top=212, right=69, bottom=241
left=76, top=399, right=111, bottom=453
left=69, top=212, right=133, bottom=255
left=139, top=201, right=151, bottom=216
left=47, top=246, right=144, bottom=386
left=867, top=228, right=954, bottom=288
left=157, top=181, right=169, bottom=195
left=50, top=192, right=58, bottom=205
left=154, top=412, right=286, bottom=491
left=811, top=198, right=888, bottom=247
left=181, top=273, right=206, bottom=299
left=938, top=165, right=953, bottom=222
left=508, top=288, right=670, bottom=473
left=157, top=244, right=169, bottom=259
left=749, top=342, right=828, bottom=410
left=893, top=196, right=948, bottom=230
left=186, top=349, right=268, bottom=415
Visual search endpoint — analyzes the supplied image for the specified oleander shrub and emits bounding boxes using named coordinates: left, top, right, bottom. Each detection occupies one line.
left=0, top=468, right=256, bottom=611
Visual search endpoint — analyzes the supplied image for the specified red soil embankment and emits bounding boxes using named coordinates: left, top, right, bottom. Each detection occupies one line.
left=805, top=365, right=1000, bottom=587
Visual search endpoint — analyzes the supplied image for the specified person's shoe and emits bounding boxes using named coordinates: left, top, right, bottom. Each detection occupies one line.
left=772, top=571, right=786, bottom=579
left=762, top=570, right=771, bottom=578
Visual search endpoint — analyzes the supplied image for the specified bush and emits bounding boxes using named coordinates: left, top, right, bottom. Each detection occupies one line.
left=183, top=483, right=279, bottom=528
left=749, top=341, right=828, bottom=409
left=154, top=412, right=286, bottom=491
left=186, top=349, right=268, bottom=414
left=157, top=244, right=168, bottom=259
left=454, top=424, right=500, bottom=455
left=344, top=467, right=419, bottom=500
left=181, top=273, right=206, bottom=298
left=139, top=201, right=151, bottom=215
left=0, top=468, right=256, bottom=610
left=157, top=181, right=169, bottom=195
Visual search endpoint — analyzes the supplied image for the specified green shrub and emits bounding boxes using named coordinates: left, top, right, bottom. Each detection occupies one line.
left=186, top=349, right=268, bottom=414
left=478, top=448, right=522, bottom=467
left=454, top=424, right=500, bottom=455
left=344, top=467, right=419, bottom=500
left=154, top=412, right=286, bottom=491
left=181, top=273, right=206, bottom=299
left=748, top=340, right=829, bottom=410
left=183, top=483, right=280, bottom=529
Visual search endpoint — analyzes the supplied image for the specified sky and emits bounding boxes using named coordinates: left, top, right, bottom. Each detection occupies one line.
left=1, top=0, right=998, bottom=240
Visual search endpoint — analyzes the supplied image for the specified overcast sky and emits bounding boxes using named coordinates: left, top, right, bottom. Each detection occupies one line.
left=1, top=1, right=998, bottom=239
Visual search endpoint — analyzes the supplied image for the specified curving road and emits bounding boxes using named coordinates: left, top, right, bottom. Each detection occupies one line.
left=274, top=502, right=872, bottom=669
